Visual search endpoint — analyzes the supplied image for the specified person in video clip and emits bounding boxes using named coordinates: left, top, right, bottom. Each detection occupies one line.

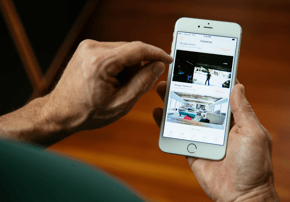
left=199, top=113, right=210, bottom=123
left=205, top=69, right=211, bottom=86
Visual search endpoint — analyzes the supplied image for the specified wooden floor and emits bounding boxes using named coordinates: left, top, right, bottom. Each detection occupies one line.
left=49, top=0, right=290, bottom=201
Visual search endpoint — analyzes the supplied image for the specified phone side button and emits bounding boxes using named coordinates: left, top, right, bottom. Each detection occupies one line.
left=187, top=143, right=197, bottom=153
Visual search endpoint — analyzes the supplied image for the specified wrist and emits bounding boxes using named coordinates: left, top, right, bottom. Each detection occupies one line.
left=39, top=96, right=81, bottom=146
left=0, top=94, right=72, bottom=147
left=40, top=92, right=91, bottom=141
left=234, top=184, right=279, bottom=202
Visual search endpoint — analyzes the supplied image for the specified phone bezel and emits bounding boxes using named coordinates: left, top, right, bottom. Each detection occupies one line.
left=159, top=17, right=242, bottom=160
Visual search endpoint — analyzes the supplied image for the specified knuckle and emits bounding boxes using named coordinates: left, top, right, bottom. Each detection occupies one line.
left=119, top=108, right=128, bottom=117
left=266, top=130, right=273, bottom=141
left=253, top=126, right=273, bottom=151
left=132, top=41, right=146, bottom=52
left=132, top=41, right=144, bottom=47
left=265, top=130, right=273, bottom=145
left=265, top=130, right=273, bottom=154
left=79, top=39, right=91, bottom=48
left=79, top=39, right=99, bottom=49
left=241, top=102, right=255, bottom=115
left=118, top=41, right=128, bottom=46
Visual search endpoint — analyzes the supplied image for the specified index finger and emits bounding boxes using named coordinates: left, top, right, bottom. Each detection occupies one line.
left=156, top=81, right=167, bottom=101
left=96, top=41, right=128, bottom=48
left=107, top=41, right=173, bottom=77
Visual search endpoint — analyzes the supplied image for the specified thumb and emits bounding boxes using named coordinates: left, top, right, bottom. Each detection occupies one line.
left=128, top=61, right=165, bottom=97
left=114, top=61, right=165, bottom=107
left=230, top=84, right=260, bottom=128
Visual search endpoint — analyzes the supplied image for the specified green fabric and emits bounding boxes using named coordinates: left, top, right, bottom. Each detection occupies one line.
left=0, top=139, right=144, bottom=202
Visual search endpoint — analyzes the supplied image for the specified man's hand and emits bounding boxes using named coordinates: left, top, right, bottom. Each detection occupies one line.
left=0, top=40, right=172, bottom=147
left=43, top=40, right=172, bottom=133
left=153, top=81, right=279, bottom=202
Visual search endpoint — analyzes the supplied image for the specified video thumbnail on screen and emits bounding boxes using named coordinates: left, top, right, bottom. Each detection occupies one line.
left=167, top=91, right=228, bottom=130
left=172, top=50, right=233, bottom=88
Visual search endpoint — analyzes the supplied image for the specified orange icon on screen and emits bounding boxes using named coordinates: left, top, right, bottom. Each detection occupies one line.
left=213, top=88, right=226, bottom=94
left=180, top=37, right=184, bottom=40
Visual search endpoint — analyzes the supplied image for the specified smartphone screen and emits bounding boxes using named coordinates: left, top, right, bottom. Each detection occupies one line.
left=163, top=31, right=238, bottom=145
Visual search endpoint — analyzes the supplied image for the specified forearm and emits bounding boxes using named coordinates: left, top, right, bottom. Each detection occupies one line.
left=0, top=94, right=71, bottom=147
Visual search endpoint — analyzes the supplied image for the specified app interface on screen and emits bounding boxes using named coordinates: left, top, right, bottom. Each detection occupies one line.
left=163, top=31, right=238, bottom=145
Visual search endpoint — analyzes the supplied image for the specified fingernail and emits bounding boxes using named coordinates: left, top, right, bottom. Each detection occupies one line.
left=240, top=84, right=245, bottom=95
left=165, top=55, right=173, bottom=64
left=152, top=63, right=165, bottom=77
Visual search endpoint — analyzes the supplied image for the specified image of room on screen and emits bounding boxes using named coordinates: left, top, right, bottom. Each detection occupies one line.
left=167, top=91, right=228, bottom=129
left=172, top=50, right=233, bottom=88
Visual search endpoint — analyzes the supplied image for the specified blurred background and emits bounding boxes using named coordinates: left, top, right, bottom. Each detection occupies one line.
left=0, top=0, right=289, bottom=201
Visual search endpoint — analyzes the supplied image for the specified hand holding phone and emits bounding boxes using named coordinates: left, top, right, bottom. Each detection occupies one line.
left=159, top=18, right=242, bottom=160
left=153, top=81, right=279, bottom=201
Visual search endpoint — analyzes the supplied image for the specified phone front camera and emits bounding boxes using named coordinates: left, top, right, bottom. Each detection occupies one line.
left=198, top=25, right=200, bottom=28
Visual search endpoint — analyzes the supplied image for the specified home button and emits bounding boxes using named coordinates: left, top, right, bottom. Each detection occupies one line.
left=187, top=143, right=197, bottom=153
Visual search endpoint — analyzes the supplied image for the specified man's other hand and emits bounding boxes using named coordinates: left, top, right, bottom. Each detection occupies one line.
left=42, top=40, right=172, bottom=133
left=153, top=81, right=279, bottom=202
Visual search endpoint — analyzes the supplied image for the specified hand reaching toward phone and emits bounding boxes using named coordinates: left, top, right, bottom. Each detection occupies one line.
left=42, top=40, right=171, bottom=131
left=153, top=81, right=279, bottom=202
left=0, top=40, right=172, bottom=147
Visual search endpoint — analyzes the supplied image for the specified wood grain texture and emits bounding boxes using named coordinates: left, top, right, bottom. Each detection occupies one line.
left=49, top=0, right=290, bottom=201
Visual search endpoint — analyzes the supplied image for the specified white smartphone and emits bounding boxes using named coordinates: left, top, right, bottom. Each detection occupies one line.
left=159, top=17, right=242, bottom=160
